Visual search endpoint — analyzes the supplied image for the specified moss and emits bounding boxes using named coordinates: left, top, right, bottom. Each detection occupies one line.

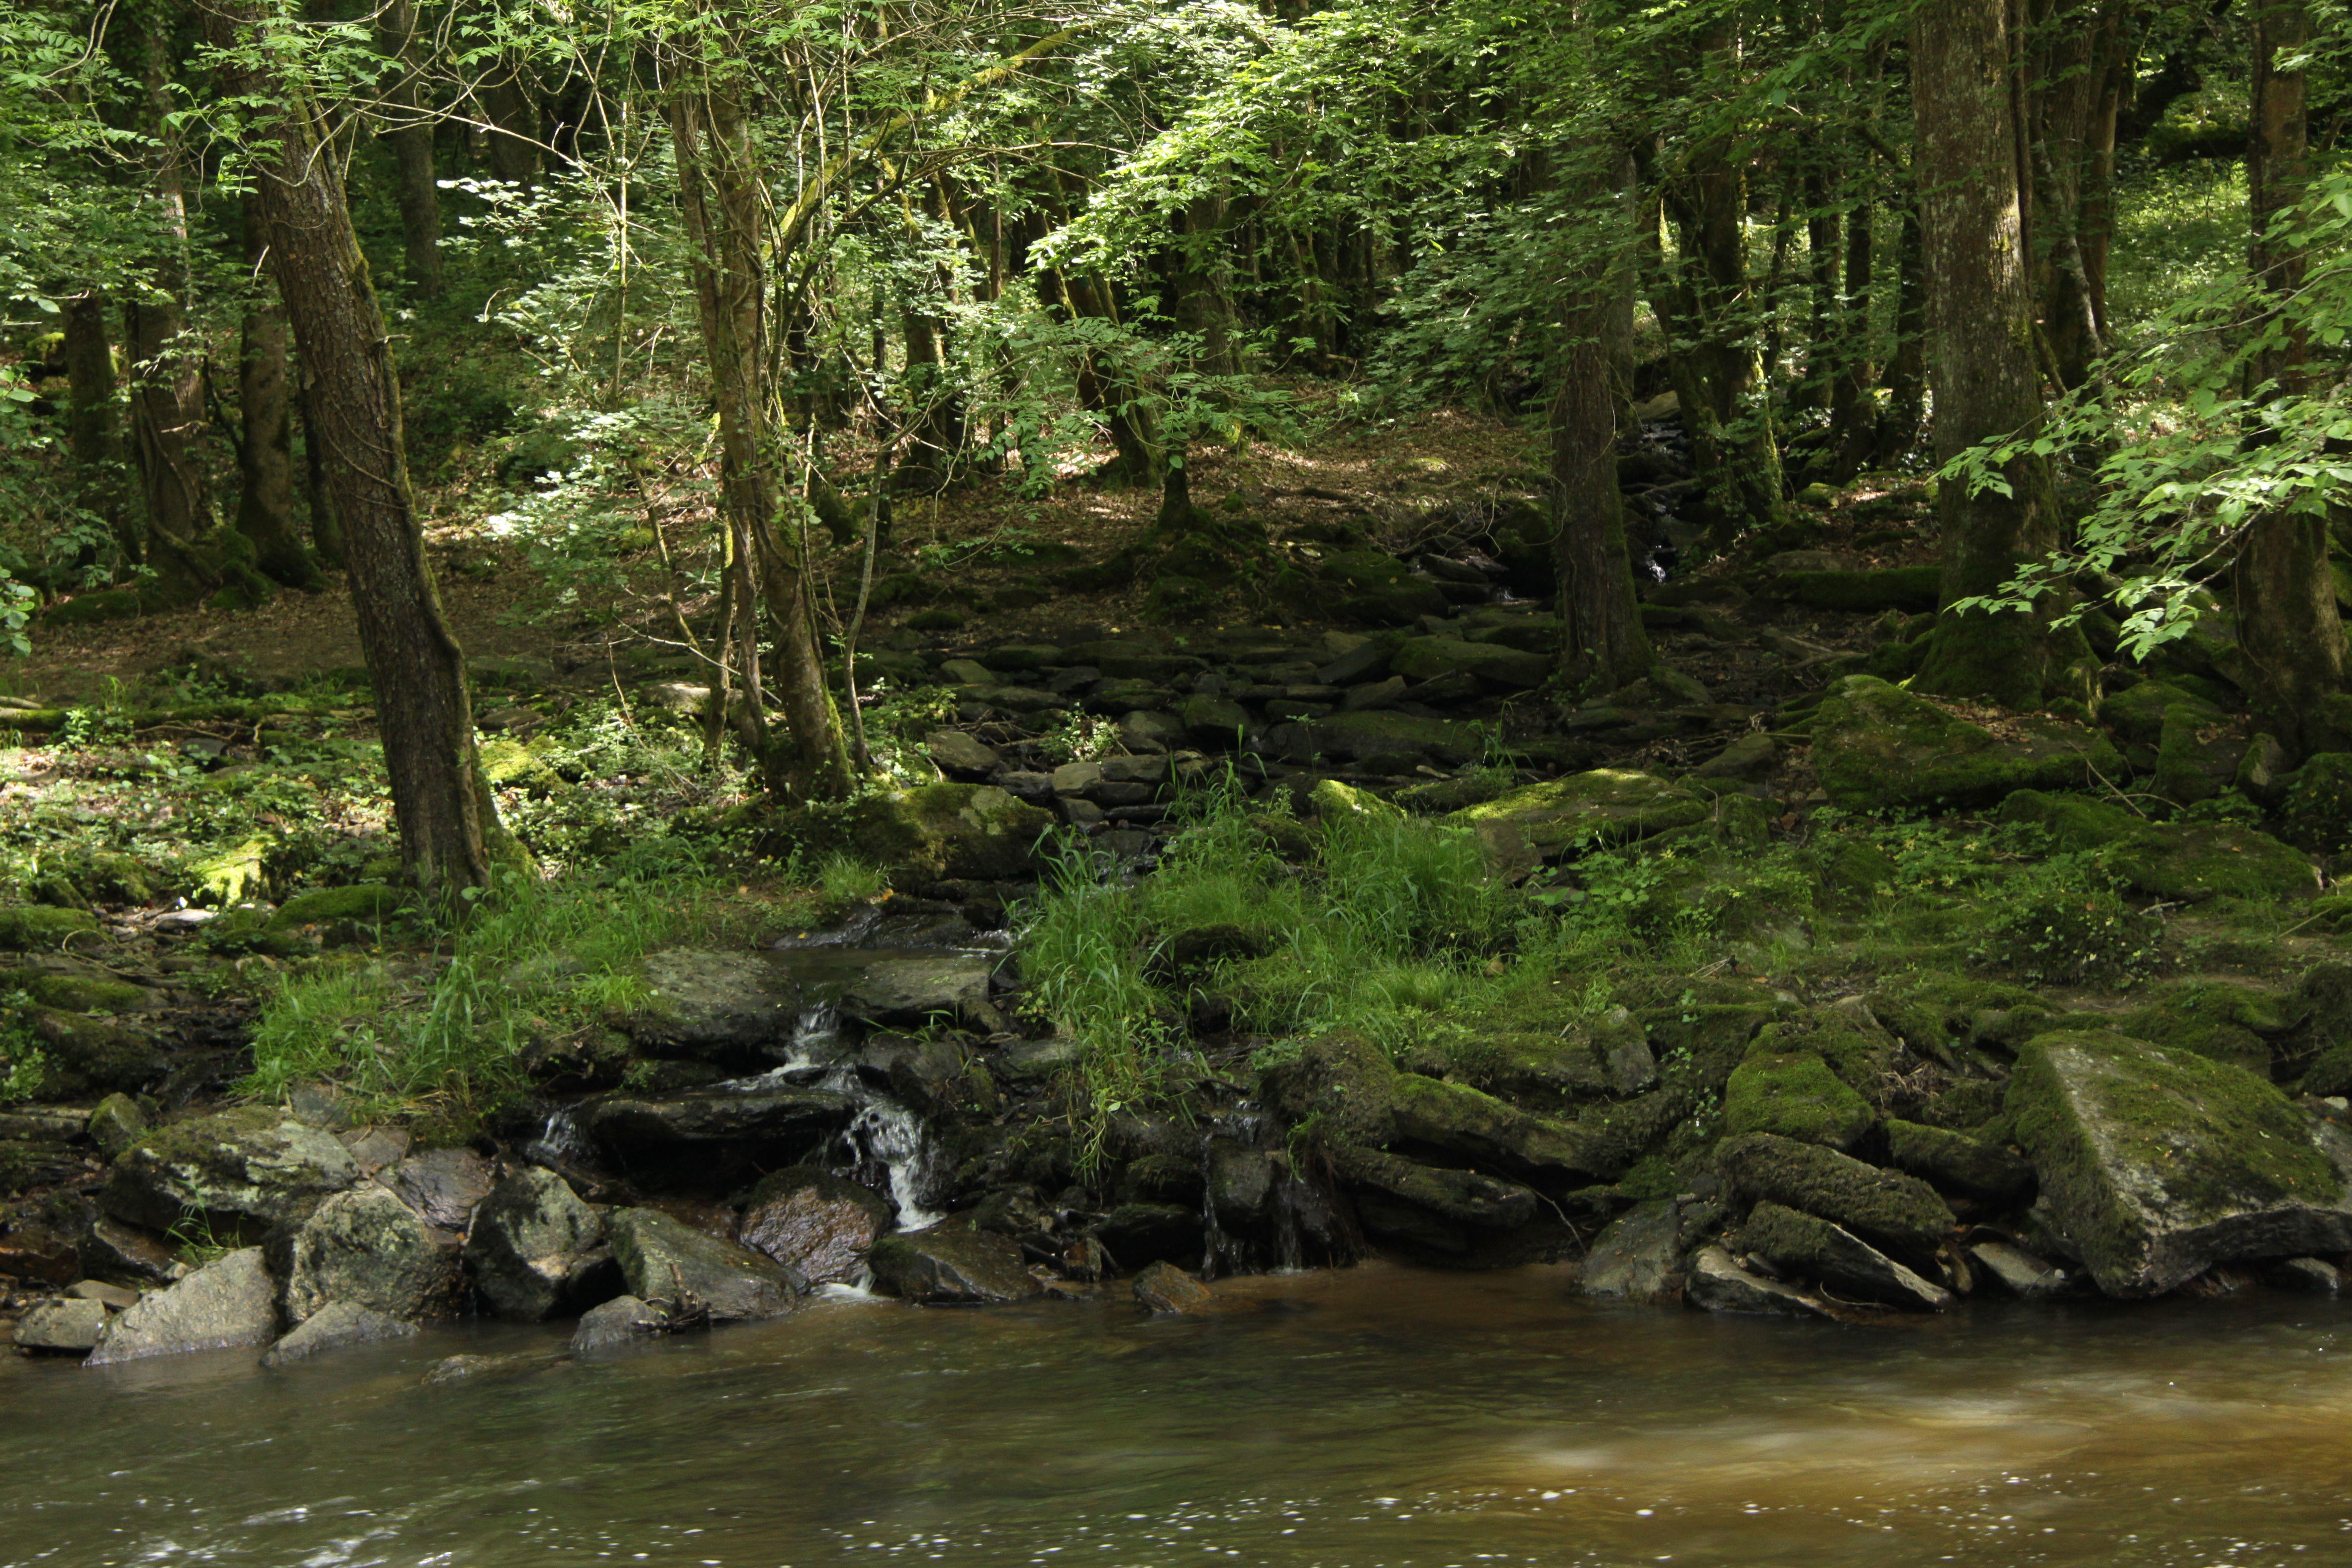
left=845, top=784, right=1057, bottom=880
left=1811, top=676, right=2121, bottom=811
left=1451, top=770, right=1706, bottom=872
left=1776, top=565, right=1941, bottom=614
left=1883, top=1118, right=2033, bottom=1206
left=1723, top=1051, right=1875, bottom=1148
left=198, top=907, right=312, bottom=958
left=2000, top=791, right=2315, bottom=903
left=0, top=907, right=98, bottom=950
left=39, top=588, right=142, bottom=626
left=479, top=736, right=567, bottom=792
left=1716, top=1130, right=1955, bottom=1262
left=1307, top=779, right=1402, bottom=822
left=1872, top=976, right=2051, bottom=1060
left=2100, top=679, right=2219, bottom=746
left=2279, top=753, right=2352, bottom=854
left=193, top=835, right=272, bottom=905
left=270, top=883, right=412, bottom=930
left=23, top=973, right=152, bottom=1014
left=2103, top=980, right=2287, bottom=1077
left=1393, top=774, right=1518, bottom=815
left=26, top=1007, right=166, bottom=1095
left=1811, top=835, right=1898, bottom=905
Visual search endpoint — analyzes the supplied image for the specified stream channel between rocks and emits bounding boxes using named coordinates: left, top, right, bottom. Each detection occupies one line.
left=5, top=1262, right=2351, bottom=1568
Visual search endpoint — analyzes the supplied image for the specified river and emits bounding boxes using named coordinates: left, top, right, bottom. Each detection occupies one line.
left=4, top=1262, right=2347, bottom=1567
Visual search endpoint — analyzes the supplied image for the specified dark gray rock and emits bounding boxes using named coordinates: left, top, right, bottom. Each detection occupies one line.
left=463, top=1168, right=611, bottom=1322
left=85, top=1247, right=277, bottom=1365
left=1090, top=1203, right=1202, bottom=1271
left=1740, top=1201, right=1950, bottom=1310
left=12, top=1295, right=108, bottom=1352
left=1716, top=1132, right=1955, bottom=1264
left=386, top=1146, right=494, bottom=1231
left=1578, top=1199, right=1686, bottom=1301
left=103, top=1108, right=359, bottom=1238
left=1330, top=1145, right=1538, bottom=1252
left=571, top=1293, right=671, bottom=1351
left=261, top=1301, right=419, bottom=1367
left=1883, top=1118, right=2034, bottom=1208
left=580, top=1084, right=852, bottom=1170
left=1206, top=1139, right=1274, bottom=1227
left=608, top=1207, right=802, bottom=1321
left=278, top=1185, right=459, bottom=1325
left=868, top=1225, right=1042, bottom=1303
left=2269, top=1256, right=2342, bottom=1293
left=738, top=1168, right=889, bottom=1286
left=1684, top=1244, right=1834, bottom=1318
left=629, top=949, right=803, bottom=1064
left=839, top=953, right=998, bottom=1029
left=925, top=730, right=1002, bottom=775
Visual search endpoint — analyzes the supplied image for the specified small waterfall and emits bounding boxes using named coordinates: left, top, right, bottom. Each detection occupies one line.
left=844, top=1101, right=941, bottom=1231
left=527, top=1105, right=593, bottom=1166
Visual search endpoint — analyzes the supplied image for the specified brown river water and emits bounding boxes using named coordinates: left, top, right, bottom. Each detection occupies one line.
left=3, top=1262, right=2349, bottom=1568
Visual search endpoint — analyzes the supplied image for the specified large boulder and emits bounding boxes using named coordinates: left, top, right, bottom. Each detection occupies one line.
left=85, top=1247, right=277, bottom=1365
left=103, top=1108, right=359, bottom=1239
left=462, top=1168, right=613, bottom=1321
left=1811, top=676, right=2120, bottom=812
left=571, top=1293, right=670, bottom=1352
left=737, top=1168, right=890, bottom=1286
left=2007, top=1029, right=2352, bottom=1296
left=1996, top=791, right=2317, bottom=903
left=276, top=1185, right=459, bottom=1325
left=629, top=949, right=807, bottom=1064
left=607, top=1208, right=802, bottom=1322
left=1576, top=1198, right=1691, bottom=1301
left=1390, top=636, right=1552, bottom=690
left=838, top=953, right=1000, bottom=1030
left=1716, top=1131, right=1955, bottom=1264
left=1723, top=1051, right=1874, bottom=1150
left=1883, top=1118, right=2034, bottom=1208
left=1450, top=771, right=1707, bottom=875
left=867, top=1225, right=1042, bottom=1303
left=848, top=784, right=1056, bottom=880
left=1327, top=1145, right=1538, bottom=1252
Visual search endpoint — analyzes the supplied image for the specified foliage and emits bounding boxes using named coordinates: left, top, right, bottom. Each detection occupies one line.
left=1968, top=854, right=2166, bottom=989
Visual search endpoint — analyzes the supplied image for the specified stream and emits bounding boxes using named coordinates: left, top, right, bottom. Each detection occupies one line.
left=6, top=1263, right=2349, bottom=1567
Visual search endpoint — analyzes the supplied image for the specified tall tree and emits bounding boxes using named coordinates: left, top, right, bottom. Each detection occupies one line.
left=234, top=195, right=314, bottom=587
left=375, top=0, right=442, bottom=298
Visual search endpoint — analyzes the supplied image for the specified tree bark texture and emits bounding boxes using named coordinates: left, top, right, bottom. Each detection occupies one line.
left=1911, top=0, right=2075, bottom=707
left=127, top=25, right=214, bottom=601
left=376, top=0, right=444, bottom=298
left=206, top=0, right=498, bottom=895
left=63, top=292, right=135, bottom=563
left=236, top=195, right=313, bottom=588
left=2026, top=0, right=2125, bottom=389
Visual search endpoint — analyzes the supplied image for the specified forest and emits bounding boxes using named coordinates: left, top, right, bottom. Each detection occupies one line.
left=6, top=0, right=2352, bottom=1460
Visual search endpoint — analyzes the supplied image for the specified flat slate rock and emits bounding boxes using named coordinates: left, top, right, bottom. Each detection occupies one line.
left=86, top=1247, right=278, bottom=1365
left=262, top=1301, right=419, bottom=1367
left=1740, top=1202, right=1950, bottom=1310
left=838, top=953, right=996, bottom=1027
left=1684, top=1245, right=1834, bottom=1319
left=630, top=949, right=804, bottom=1063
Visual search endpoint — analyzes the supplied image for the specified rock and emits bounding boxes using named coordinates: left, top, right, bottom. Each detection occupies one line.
left=1968, top=1239, right=2070, bottom=1298
left=1996, top=791, right=2317, bottom=904
left=103, top=1108, right=360, bottom=1238
left=867, top=1225, right=1043, bottom=1303
left=1451, top=771, right=1707, bottom=875
left=75, top=1214, right=179, bottom=1285
left=1206, top=1139, right=1275, bottom=1226
left=421, top=1353, right=535, bottom=1384
left=937, top=658, right=996, bottom=686
left=28, top=1009, right=168, bottom=1097
left=1740, top=1202, right=1950, bottom=1309
left=1578, top=1199, right=1688, bottom=1301
left=12, top=1295, right=109, bottom=1352
left=339, top=1126, right=409, bottom=1174
left=629, top=948, right=804, bottom=1064
left=1883, top=1119, right=2034, bottom=1208
left=1716, top=1132, right=1954, bottom=1263
left=579, top=1084, right=852, bottom=1175
left=66, top=1278, right=141, bottom=1309
left=2268, top=1256, right=2341, bottom=1294
left=1775, top=565, right=1941, bottom=614
left=2007, top=1029, right=2352, bottom=1296
left=386, top=1146, right=494, bottom=1231
left=261, top=1301, right=419, bottom=1366
left=463, top=1168, right=613, bottom=1321
left=277, top=1185, right=458, bottom=1325
left=1723, top=1052, right=1875, bottom=1149
left=608, top=1207, right=802, bottom=1321
left=1689, top=732, right=1777, bottom=783
left=269, top=884, right=411, bottom=930
left=1316, top=550, right=1449, bottom=625
left=1390, top=636, right=1552, bottom=689
left=1119, top=710, right=1185, bottom=751
left=1050, top=760, right=1103, bottom=793
left=1179, top=694, right=1251, bottom=744
left=849, top=784, right=1057, bottom=880
left=2279, top=753, right=2352, bottom=854
left=1268, top=711, right=1483, bottom=766
left=1132, top=1260, right=1214, bottom=1314
left=1090, top=1203, right=1203, bottom=1270
left=1811, top=675, right=2121, bottom=812
left=924, top=730, right=1001, bottom=775
left=737, top=1168, right=890, bottom=1286
left=0, top=906, right=97, bottom=949
left=1328, top=1145, right=1539, bottom=1250
left=86, top=1093, right=147, bottom=1158
left=85, top=1247, right=277, bottom=1365
left=1684, top=1244, right=1834, bottom=1318
left=1307, top=778, right=1402, bottom=821
left=839, top=952, right=998, bottom=1028
left=571, top=1293, right=671, bottom=1351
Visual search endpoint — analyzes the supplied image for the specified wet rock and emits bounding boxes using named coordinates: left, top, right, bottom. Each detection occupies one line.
left=1451, top=771, right=1707, bottom=876
left=867, top=1225, right=1043, bottom=1304
left=463, top=1168, right=612, bottom=1322
left=839, top=952, right=998, bottom=1029
left=386, top=1147, right=494, bottom=1231
left=849, top=784, right=1057, bottom=880
left=1132, top=1261, right=1214, bottom=1314
left=1, top=1216, right=92, bottom=1286
left=1723, top=1051, right=1874, bottom=1150
left=1684, top=1244, right=1834, bottom=1318
left=629, top=949, right=804, bottom=1063
left=1329, top=1145, right=1538, bottom=1251
left=1883, top=1119, right=2034, bottom=1208
left=608, top=1207, right=802, bottom=1321
left=1090, top=1203, right=1204, bottom=1271
left=86, top=1093, right=148, bottom=1157
left=1716, top=1132, right=1954, bottom=1264
left=1689, top=732, right=1777, bottom=783
left=1577, top=1199, right=1687, bottom=1301
left=278, top=1185, right=459, bottom=1325
left=2008, top=1030, right=2352, bottom=1296
left=103, top=1108, right=360, bottom=1239
left=261, top=1301, right=419, bottom=1367
left=1811, top=676, right=2121, bottom=812
left=1206, top=1139, right=1275, bottom=1227
left=1997, top=791, right=2318, bottom=904
left=12, top=1295, right=108, bottom=1352
left=1740, top=1202, right=1950, bottom=1310
left=2267, top=1256, right=2341, bottom=1294
left=571, top=1293, right=670, bottom=1351
left=76, top=1214, right=180, bottom=1286
left=580, top=1083, right=852, bottom=1180
left=737, top=1168, right=889, bottom=1286
left=85, top=1247, right=277, bottom=1365
left=1968, top=1239, right=2069, bottom=1298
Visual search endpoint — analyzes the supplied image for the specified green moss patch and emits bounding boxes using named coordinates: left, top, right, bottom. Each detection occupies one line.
left=0, top=907, right=98, bottom=950
left=1724, top=1051, right=1874, bottom=1148
left=1811, top=676, right=2120, bottom=812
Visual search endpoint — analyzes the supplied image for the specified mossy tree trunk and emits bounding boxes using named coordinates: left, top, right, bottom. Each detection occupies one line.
left=207, top=0, right=503, bottom=897
left=235, top=195, right=317, bottom=589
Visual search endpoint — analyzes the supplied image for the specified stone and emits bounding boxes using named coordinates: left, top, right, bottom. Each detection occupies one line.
left=1451, top=771, right=1707, bottom=875
left=2007, top=1029, right=2352, bottom=1297
left=339, top=1126, right=409, bottom=1174
left=1307, top=777, right=1402, bottom=821
left=1328, top=1145, right=1539, bottom=1250
left=1716, top=1132, right=1955, bottom=1264
left=1268, top=711, right=1483, bottom=766
left=1775, top=565, right=1941, bottom=614
left=1577, top=1198, right=1687, bottom=1301
left=1132, top=1260, right=1214, bottom=1314
left=1723, top=1052, right=1875, bottom=1149
left=261, top=1301, right=419, bottom=1367
left=1740, top=1202, right=1950, bottom=1310
left=571, top=1293, right=670, bottom=1351
left=1206, top=1139, right=1275, bottom=1226
left=278, top=1185, right=458, bottom=1325
left=1390, top=636, right=1552, bottom=690
left=1119, top=710, right=1186, bottom=751
left=28, top=1008, right=168, bottom=1096
left=1968, top=1239, right=2070, bottom=1299
left=580, top=1084, right=851, bottom=1173
left=386, top=1146, right=494, bottom=1231
left=1811, top=676, right=2122, bottom=812
left=103, top=1108, right=360, bottom=1239
left=12, top=1295, right=108, bottom=1352
left=1684, top=1245, right=1834, bottom=1318
left=608, top=1207, right=802, bottom=1321
left=629, top=948, right=804, bottom=1064
left=1996, top=791, right=2317, bottom=904
left=937, top=658, right=996, bottom=686
left=463, top=1168, right=612, bottom=1321
left=0, top=906, right=98, bottom=950
left=738, top=1168, right=890, bottom=1285
left=2279, top=753, right=2352, bottom=854
left=1689, top=732, right=1776, bottom=783
left=421, top=1353, right=535, bottom=1384
left=86, top=1093, right=147, bottom=1158
left=1179, top=694, right=1251, bottom=745
left=75, top=1215, right=179, bottom=1286
left=849, top=784, right=1058, bottom=880
left=838, top=952, right=998, bottom=1028
left=925, top=730, right=1001, bottom=775
left=85, top=1247, right=277, bottom=1365
left=2268, top=1256, right=2341, bottom=1294
left=269, top=884, right=410, bottom=930
left=1050, top=760, right=1104, bottom=793
left=1883, top=1119, right=2034, bottom=1208
left=2101, top=678, right=2222, bottom=745
left=66, top=1278, right=141, bottom=1309
left=867, top=1225, right=1043, bottom=1303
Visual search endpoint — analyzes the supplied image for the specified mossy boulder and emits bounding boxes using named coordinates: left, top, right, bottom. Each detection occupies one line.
left=1269, top=711, right=1484, bottom=766
left=26, top=1008, right=167, bottom=1096
left=2277, top=753, right=2352, bottom=854
left=269, top=883, right=412, bottom=931
left=848, top=784, right=1056, bottom=880
left=197, top=907, right=312, bottom=958
left=2007, top=1029, right=2352, bottom=1296
left=2100, top=980, right=2291, bottom=1077
left=2100, top=679, right=2222, bottom=746
left=0, top=907, right=97, bottom=950
left=21, top=972, right=157, bottom=1014
left=1811, top=675, right=2120, bottom=811
left=1307, top=778, right=1403, bottom=822
left=1451, top=770, right=1706, bottom=875
left=1390, top=636, right=1553, bottom=690
left=1996, top=790, right=2318, bottom=903
left=1883, top=1118, right=2034, bottom=1208
left=1312, top=550, right=1448, bottom=626
left=103, top=1106, right=361, bottom=1239
left=191, top=835, right=272, bottom=905
left=1739, top=1200, right=1951, bottom=1309
left=479, top=735, right=567, bottom=793
left=1716, top=1131, right=1955, bottom=1263
left=1326, top=1144, right=1540, bottom=1250
left=1810, top=836, right=1899, bottom=905
left=1775, top=565, right=1941, bottom=615
left=1723, top=1051, right=1875, bottom=1148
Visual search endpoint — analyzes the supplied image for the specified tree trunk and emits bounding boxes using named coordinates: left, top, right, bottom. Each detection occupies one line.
left=296, top=371, right=345, bottom=570
left=126, top=25, right=214, bottom=603
left=1877, top=185, right=1928, bottom=462
left=479, top=71, right=540, bottom=186
left=1910, top=0, right=2077, bottom=707
left=2237, top=0, right=2346, bottom=756
left=2028, top=0, right=2125, bottom=389
left=667, top=88, right=850, bottom=802
left=207, top=0, right=500, bottom=896
left=236, top=196, right=314, bottom=588
left=376, top=0, right=443, bottom=298
left=63, top=292, right=134, bottom=565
